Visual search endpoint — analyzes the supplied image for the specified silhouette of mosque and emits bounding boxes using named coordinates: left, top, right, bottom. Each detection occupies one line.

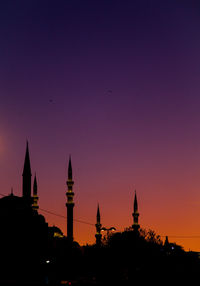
left=0, top=142, right=47, bottom=224
left=95, top=191, right=140, bottom=245
left=0, top=142, right=140, bottom=257
left=66, top=156, right=75, bottom=242
left=0, top=142, right=49, bottom=276
left=65, top=153, right=141, bottom=245
left=2, top=142, right=199, bottom=285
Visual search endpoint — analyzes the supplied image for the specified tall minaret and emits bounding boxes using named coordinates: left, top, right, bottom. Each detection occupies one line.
left=22, top=141, right=32, bottom=201
left=132, top=190, right=140, bottom=232
left=95, top=204, right=102, bottom=246
left=32, top=174, right=39, bottom=211
left=66, top=156, right=74, bottom=242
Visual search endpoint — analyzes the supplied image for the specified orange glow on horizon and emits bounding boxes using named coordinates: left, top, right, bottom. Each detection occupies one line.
left=39, top=190, right=200, bottom=252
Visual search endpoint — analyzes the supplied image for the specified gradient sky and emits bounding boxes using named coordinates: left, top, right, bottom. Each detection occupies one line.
left=1, top=0, right=200, bottom=251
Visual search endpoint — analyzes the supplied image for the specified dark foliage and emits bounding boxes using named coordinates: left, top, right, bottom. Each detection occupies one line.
left=0, top=223, right=199, bottom=285
left=81, top=228, right=200, bottom=285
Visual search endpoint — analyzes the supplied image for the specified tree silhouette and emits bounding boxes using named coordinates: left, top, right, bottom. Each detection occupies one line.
left=82, top=227, right=200, bottom=285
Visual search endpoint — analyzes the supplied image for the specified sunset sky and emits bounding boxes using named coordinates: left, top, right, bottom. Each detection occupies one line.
left=1, top=0, right=200, bottom=251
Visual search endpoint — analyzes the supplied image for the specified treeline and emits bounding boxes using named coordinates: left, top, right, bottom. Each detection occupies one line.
left=46, top=228, right=200, bottom=285
left=1, top=227, right=199, bottom=285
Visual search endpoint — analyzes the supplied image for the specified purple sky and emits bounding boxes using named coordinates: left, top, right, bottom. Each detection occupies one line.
left=1, top=0, right=200, bottom=250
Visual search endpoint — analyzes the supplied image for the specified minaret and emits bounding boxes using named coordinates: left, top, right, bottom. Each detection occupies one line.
left=22, top=141, right=32, bottom=202
left=66, top=156, right=74, bottom=242
left=164, top=236, right=169, bottom=247
left=32, top=174, right=39, bottom=211
left=132, top=190, right=140, bottom=232
left=95, top=204, right=102, bottom=246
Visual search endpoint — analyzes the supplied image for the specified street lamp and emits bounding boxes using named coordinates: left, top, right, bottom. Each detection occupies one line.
left=101, top=227, right=116, bottom=237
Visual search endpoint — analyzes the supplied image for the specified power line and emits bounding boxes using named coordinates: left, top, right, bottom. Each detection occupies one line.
left=39, top=208, right=66, bottom=219
left=39, top=207, right=94, bottom=226
left=2, top=192, right=200, bottom=238
left=0, top=193, right=94, bottom=226
left=0, top=193, right=6, bottom=197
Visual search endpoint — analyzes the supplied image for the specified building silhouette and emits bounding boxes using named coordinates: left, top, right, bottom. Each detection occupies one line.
left=132, top=190, right=140, bottom=232
left=0, top=142, right=48, bottom=277
left=95, top=204, right=102, bottom=246
left=0, top=144, right=142, bottom=253
left=1, top=142, right=199, bottom=284
left=32, top=174, right=39, bottom=211
left=66, top=156, right=75, bottom=242
left=22, top=141, right=32, bottom=202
